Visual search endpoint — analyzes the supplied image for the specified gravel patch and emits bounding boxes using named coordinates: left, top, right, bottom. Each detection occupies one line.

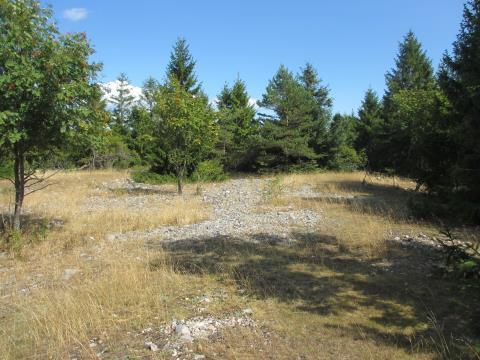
left=108, top=178, right=322, bottom=244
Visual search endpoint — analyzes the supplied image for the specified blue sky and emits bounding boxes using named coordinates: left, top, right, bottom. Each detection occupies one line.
left=43, top=0, right=465, bottom=114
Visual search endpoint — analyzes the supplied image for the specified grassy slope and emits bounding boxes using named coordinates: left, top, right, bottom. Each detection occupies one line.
left=0, top=171, right=478, bottom=359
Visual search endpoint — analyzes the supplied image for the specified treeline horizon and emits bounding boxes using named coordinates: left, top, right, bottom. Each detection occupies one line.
left=1, top=0, right=479, bottom=228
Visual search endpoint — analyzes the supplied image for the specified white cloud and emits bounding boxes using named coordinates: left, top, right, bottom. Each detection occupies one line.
left=63, top=8, right=88, bottom=21
left=100, top=81, right=143, bottom=108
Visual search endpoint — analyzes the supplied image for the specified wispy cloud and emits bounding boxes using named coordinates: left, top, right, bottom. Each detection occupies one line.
left=63, top=8, right=88, bottom=21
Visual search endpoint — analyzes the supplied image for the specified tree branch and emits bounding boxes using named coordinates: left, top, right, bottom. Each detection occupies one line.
left=24, top=169, right=62, bottom=187
left=24, top=182, right=56, bottom=197
left=0, top=175, right=15, bottom=186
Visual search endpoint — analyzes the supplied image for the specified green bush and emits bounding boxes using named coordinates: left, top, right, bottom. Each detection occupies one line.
left=193, top=160, right=228, bottom=182
left=131, top=160, right=228, bottom=186
left=328, top=145, right=366, bottom=172
left=130, top=170, right=177, bottom=185
left=0, top=160, right=13, bottom=179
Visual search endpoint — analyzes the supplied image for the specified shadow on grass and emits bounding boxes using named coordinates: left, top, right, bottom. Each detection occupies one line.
left=0, top=212, right=63, bottom=252
left=302, top=179, right=426, bottom=222
left=108, top=187, right=176, bottom=197
left=150, top=232, right=479, bottom=357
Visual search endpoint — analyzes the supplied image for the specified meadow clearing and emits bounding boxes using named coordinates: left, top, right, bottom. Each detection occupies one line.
left=0, top=170, right=478, bottom=359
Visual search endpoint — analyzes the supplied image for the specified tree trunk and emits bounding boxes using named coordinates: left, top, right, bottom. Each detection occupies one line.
left=176, top=165, right=184, bottom=195
left=177, top=174, right=183, bottom=195
left=13, top=148, right=25, bottom=231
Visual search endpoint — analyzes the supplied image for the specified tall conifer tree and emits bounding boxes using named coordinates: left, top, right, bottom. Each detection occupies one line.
left=110, top=73, right=136, bottom=134
left=298, top=63, right=332, bottom=162
left=217, top=78, right=257, bottom=170
left=355, top=89, right=384, bottom=170
left=166, top=38, right=201, bottom=95
left=439, top=0, right=480, bottom=200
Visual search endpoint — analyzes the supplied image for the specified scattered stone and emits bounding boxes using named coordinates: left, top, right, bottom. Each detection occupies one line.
left=62, top=268, right=78, bottom=280
left=194, top=355, right=206, bottom=360
left=0, top=252, right=8, bottom=260
left=242, top=308, right=253, bottom=315
left=105, top=234, right=116, bottom=241
left=199, top=295, right=211, bottom=303
left=144, top=341, right=159, bottom=352
left=161, top=314, right=258, bottom=354
left=141, top=327, right=153, bottom=334
left=107, top=178, right=322, bottom=244
left=48, top=218, right=64, bottom=229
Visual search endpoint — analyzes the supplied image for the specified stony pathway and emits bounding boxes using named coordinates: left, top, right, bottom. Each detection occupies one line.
left=109, top=178, right=320, bottom=243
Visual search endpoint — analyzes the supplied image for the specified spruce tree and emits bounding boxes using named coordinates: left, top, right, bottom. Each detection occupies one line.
left=355, top=89, right=384, bottom=170
left=110, top=73, right=136, bottom=135
left=327, top=113, right=365, bottom=171
left=217, top=78, right=257, bottom=170
left=166, top=38, right=201, bottom=95
left=385, top=31, right=435, bottom=100
left=439, top=0, right=480, bottom=200
left=382, top=31, right=436, bottom=178
left=142, top=77, right=160, bottom=115
left=298, top=63, right=332, bottom=163
left=256, top=65, right=318, bottom=170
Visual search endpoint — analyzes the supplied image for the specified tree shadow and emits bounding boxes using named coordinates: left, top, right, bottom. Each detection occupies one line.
left=108, top=187, right=176, bottom=196
left=0, top=212, right=64, bottom=233
left=150, top=232, right=479, bottom=357
left=301, top=179, right=428, bottom=222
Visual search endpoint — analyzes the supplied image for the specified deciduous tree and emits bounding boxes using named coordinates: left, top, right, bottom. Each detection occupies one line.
left=153, top=80, right=216, bottom=194
left=0, top=0, right=102, bottom=230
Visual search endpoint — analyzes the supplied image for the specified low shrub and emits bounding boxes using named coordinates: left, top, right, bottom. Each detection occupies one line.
left=132, top=161, right=228, bottom=186
left=130, top=170, right=177, bottom=185
left=193, top=160, right=228, bottom=182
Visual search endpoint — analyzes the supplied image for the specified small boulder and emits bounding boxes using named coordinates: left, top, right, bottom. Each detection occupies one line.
left=105, top=234, right=116, bottom=241
left=144, top=341, right=159, bottom=352
left=242, top=308, right=253, bottom=315
left=62, top=268, right=78, bottom=280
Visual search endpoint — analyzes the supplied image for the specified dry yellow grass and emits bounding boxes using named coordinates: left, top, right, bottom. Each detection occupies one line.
left=1, top=170, right=210, bottom=252
left=0, top=170, right=216, bottom=358
left=0, top=170, right=477, bottom=359
left=261, top=171, right=433, bottom=258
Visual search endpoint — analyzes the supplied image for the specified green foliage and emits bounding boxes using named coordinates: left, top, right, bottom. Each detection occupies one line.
left=431, top=228, right=480, bottom=279
left=386, top=89, right=454, bottom=188
left=0, top=0, right=102, bottom=155
left=254, top=64, right=331, bottom=171
left=384, top=31, right=435, bottom=110
left=131, top=161, right=227, bottom=186
left=355, top=89, right=384, bottom=170
left=0, top=0, right=103, bottom=228
left=166, top=38, right=201, bottom=95
left=193, top=160, right=228, bottom=182
left=130, top=170, right=177, bottom=185
left=217, top=78, right=257, bottom=171
left=128, top=105, right=156, bottom=165
left=298, top=62, right=332, bottom=159
left=0, top=160, right=13, bottom=178
left=142, top=77, right=160, bottom=114
left=110, top=72, right=136, bottom=137
left=439, top=0, right=480, bottom=201
left=328, top=145, right=366, bottom=172
left=0, top=216, right=49, bottom=254
left=327, top=113, right=365, bottom=171
left=153, top=79, right=217, bottom=192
